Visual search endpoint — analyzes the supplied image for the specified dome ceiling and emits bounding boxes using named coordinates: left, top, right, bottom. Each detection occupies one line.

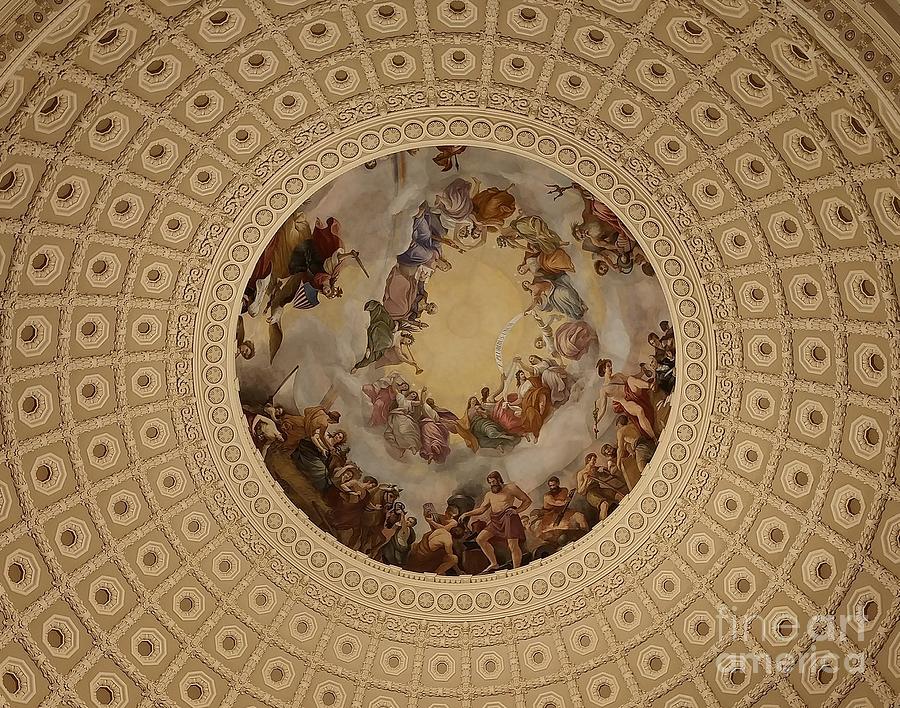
left=0, top=0, right=898, bottom=706
left=236, top=146, right=673, bottom=574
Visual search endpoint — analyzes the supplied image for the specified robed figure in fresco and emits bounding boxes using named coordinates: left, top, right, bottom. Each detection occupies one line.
left=362, top=373, right=410, bottom=427
left=267, top=216, right=360, bottom=316
left=456, top=397, right=521, bottom=453
left=382, top=263, right=434, bottom=325
left=503, top=215, right=588, bottom=321
left=351, top=301, right=423, bottom=374
left=593, top=358, right=657, bottom=439
left=241, top=212, right=367, bottom=362
left=511, top=215, right=576, bottom=278
left=548, top=182, right=653, bottom=277
left=397, top=202, right=455, bottom=270
left=533, top=312, right=597, bottom=362
left=434, top=177, right=518, bottom=250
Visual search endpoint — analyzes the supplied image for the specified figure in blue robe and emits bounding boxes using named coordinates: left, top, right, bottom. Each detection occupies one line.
left=523, top=274, right=588, bottom=320
left=397, top=202, right=448, bottom=268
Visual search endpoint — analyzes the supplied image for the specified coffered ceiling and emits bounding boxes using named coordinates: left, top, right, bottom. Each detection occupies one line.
left=0, top=0, right=898, bottom=706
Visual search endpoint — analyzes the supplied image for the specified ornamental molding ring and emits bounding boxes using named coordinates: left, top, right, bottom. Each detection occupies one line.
left=193, top=108, right=716, bottom=619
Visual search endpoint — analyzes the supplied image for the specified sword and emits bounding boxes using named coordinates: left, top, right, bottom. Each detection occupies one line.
left=351, top=251, right=370, bottom=279
left=269, top=365, right=299, bottom=403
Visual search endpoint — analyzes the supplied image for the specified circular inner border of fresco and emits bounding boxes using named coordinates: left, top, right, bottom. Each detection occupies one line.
left=195, top=108, right=715, bottom=618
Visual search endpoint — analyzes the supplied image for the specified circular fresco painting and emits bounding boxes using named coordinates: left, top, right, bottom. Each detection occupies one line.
left=236, top=146, right=675, bottom=575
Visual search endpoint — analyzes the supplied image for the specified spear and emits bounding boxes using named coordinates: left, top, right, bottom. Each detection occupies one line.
left=351, top=251, right=370, bottom=279
left=268, top=365, right=299, bottom=403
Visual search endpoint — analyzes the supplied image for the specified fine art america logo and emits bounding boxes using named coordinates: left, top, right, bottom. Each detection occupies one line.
left=713, top=606, right=869, bottom=682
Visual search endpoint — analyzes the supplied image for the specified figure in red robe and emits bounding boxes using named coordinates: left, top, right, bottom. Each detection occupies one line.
left=267, top=217, right=361, bottom=322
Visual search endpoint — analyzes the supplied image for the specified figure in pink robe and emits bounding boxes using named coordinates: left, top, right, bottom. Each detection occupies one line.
left=362, top=374, right=408, bottom=427
left=555, top=320, right=597, bottom=360
left=490, top=393, right=526, bottom=435
left=382, top=264, right=418, bottom=321
left=419, top=403, right=451, bottom=464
